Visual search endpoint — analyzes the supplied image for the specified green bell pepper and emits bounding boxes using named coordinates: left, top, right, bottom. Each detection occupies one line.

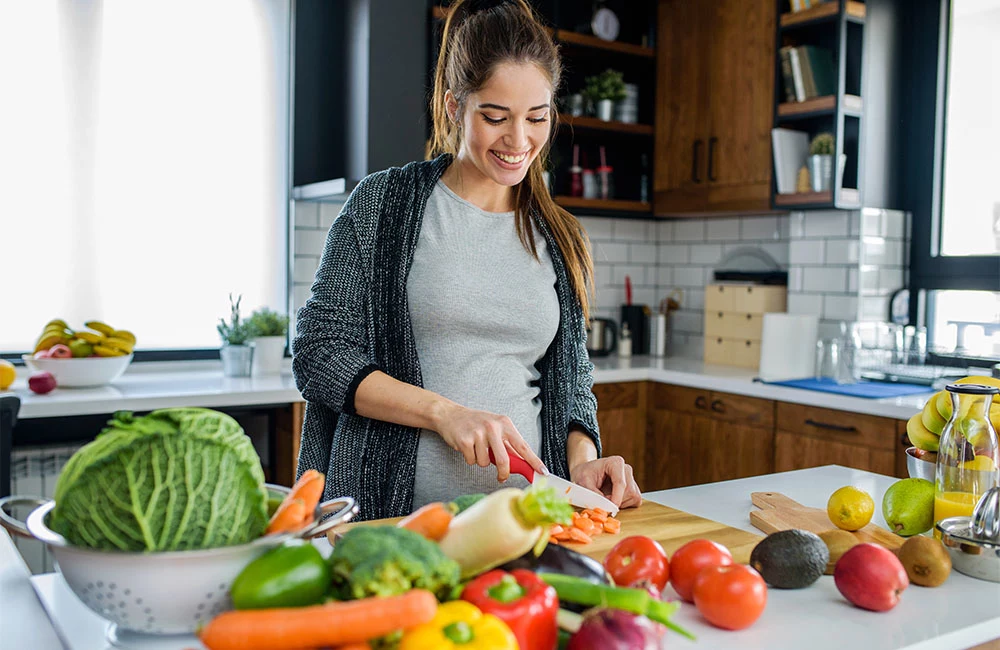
left=231, top=540, right=331, bottom=610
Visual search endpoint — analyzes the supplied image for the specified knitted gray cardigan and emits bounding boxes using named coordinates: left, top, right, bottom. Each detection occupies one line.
left=292, top=154, right=601, bottom=521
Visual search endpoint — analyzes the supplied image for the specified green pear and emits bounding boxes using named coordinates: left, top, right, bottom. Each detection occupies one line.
left=882, top=478, right=935, bottom=536
left=907, top=413, right=940, bottom=452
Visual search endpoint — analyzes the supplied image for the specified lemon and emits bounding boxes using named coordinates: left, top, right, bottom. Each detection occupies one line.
left=0, top=360, right=15, bottom=391
left=961, top=456, right=998, bottom=473
left=827, top=486, right=875, bottom=531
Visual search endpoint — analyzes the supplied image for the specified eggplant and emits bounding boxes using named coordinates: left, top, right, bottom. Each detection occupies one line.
left=500, top=543, right=613, bottom=613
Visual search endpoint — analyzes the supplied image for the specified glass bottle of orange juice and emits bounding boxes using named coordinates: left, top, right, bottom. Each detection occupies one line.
left=934, top=383, right=1000, bottom=527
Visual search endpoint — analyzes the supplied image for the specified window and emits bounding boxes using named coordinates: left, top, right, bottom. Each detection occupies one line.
left=908, top=0, right=1000, bottom=364
left=0, top=1, right=291, bottom=357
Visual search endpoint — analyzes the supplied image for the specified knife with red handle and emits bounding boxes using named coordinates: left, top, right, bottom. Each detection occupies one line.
left=625, top=274, right=633, bottom=306
left=488, top=449, right=620, bottom=516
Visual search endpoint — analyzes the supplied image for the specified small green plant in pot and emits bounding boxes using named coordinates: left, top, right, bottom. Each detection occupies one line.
left=808, top=132, right=835, bottom=192
left=246, top=307, right=290, bottom=376
left=218, top=293, right=254, bottom=377
left=584, top=69, right=626, bottom=121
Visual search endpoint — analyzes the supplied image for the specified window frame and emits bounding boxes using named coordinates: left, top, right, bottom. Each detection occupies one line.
left=904, top=0, right=1000, bottom=366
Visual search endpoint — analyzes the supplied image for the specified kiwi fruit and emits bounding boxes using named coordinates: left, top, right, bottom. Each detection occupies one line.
left=897, top=536, right=952, bottom=587
left=818, top=529, right=860, bottom=575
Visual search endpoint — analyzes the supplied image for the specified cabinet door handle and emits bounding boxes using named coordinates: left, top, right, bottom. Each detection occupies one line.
left=691, top=140, right=703, bottom=184
left=695, top=396, right=708, bottom=410
left=711, top=399, right=726, bottom=413
left=900, top=433, right=911, bottom=447
left=707, top=137, right=718, bottom=182
left=805, top=419, right=858, bottom=433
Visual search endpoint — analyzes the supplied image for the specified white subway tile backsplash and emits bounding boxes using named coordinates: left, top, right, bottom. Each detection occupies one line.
left=671, top=310, right=704, bottom=334
left=884, top=210, right=906, bottom=238
left=879, top=268, right=905, bottom=293
left=788, top=267, right=803, bottom=292
left=788, top=293, right=823, bottom=316
left=613, top=265, right=646, bottom=286
left=319, top=201, right=345, bottom=229
left=861, top=208, right=885, bottom=237
left=823, top=295, right=859, bottom=321
left=859, top=267, right=880, bottom=292
left=684, top=288, right=705, bottom=311
left=594, top=264, right=613, bottom=288
left=614, top=220, right=648, bottom=241
left=633, top=287, right=659, bottom=309
left=595, top=288, right=620, bottom=311
left=789, top=212, right=806, bottom=238
left=790, top=240, right=826, bottom=265
left=803, top=210, right=850, bottom=238
left=660, top=244, right=690, bottom=264
left=683, top=335, right=705, bottom=359
left=706, top=218, right=741, bottom=241
left=848, top=268, right=858, bottom=292
left=655, top=221, right=674, bottom=242
left=581, top=216, right=615, bottom=240
left=759, top=242, right=790, bottom=268
left=294, top=229, right=327, bottom=256
left=861, top=237, right=888, bottom=265
left=803, top=267, right=848, bottom=293
left=673, top=220, right=706, bottom=242
left=293, top=257, right=319, bottom=284
left=825, top=239, right=859, bottom=265
left=674, top=266, right=704, bottom=287
left=690, top=244, right=723, bottom=265
left=860, top=296, right=890, bottom=321
left=656, top=266, right=674, bottom=286
left=741, top=216, right=779, bottom=241
left=294, top=203, right=319, bottom=228
left=593, top=242, right=629, bottom=263
left=630, top=243, right=658, bottom=264
left=704, top=267, right=717, bottom=285
left=849, top=211, right=861, bottom=236
left=293, top=284, right=313, bottom=315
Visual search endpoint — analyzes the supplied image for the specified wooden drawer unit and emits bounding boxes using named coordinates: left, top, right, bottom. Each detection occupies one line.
left=705, top=284, right=786, bottom=313
left=777, top=403, right=897, bottom=451
left=703, top=284, right=785, bottom=371
left=704, top=337, right=762, bottom=370
left=704, top=311, right=765, bottom=339
left=652, top=383, right=773, bottom=427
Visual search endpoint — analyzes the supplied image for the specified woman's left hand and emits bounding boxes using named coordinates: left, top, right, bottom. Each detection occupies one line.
left=569, top=456, right=642, bottom=510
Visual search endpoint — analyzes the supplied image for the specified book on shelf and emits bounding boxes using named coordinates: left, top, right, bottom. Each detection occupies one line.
left=780, top=45, right=837, bottom=104
left=771, top=128, right=809, bottom=194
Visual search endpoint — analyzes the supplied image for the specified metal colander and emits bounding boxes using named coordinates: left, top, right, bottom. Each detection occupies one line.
left=0, top=485, right=356, bottom=636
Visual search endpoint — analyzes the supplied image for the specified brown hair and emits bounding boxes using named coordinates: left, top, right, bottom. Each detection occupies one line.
left=428, top=0, right=594, bottom=318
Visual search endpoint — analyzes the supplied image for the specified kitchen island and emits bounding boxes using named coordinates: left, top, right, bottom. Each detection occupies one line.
left=2, top=466, right=997, bottom=650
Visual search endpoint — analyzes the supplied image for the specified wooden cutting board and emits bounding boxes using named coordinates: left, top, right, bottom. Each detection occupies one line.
left=331, top=500, right=763, bottom=564
left=749, top=492, right=904, bottom=550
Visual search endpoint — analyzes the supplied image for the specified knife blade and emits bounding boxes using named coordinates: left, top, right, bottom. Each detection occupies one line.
left=488, top=449, right=620, bottom=516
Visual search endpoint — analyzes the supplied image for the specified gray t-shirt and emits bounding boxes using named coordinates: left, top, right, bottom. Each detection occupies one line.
left=408, top=181, right=560, bottom=508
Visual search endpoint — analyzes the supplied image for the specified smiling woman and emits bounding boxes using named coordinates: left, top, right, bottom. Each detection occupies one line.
left=0, top=1, right=290, bottom=355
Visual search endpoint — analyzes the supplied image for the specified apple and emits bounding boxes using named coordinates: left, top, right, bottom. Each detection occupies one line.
left=34, top=349, right=52, bottom=359
left=834, top=543, right=908, bottom=612
left=28, top=371, right=57, bottom=395
left=48, top=344, right=72, bottom=359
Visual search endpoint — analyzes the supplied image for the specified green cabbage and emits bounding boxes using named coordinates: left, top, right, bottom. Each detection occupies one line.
left=50, top=408, right=268, bottom=552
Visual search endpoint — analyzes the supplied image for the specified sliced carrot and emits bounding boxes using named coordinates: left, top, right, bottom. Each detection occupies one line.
left=334, top=644, right=372, bottom=650
left=549, top=535, right=561, bottom=544
left=588, top=511, right=608, bottom=524
left=553, top=530, right=573, bottom=541
left=397, top=502, right=454, bottom=541
left=575, top=519, right=597, bottom=536
left=199, top=590, right=437, bottom=650
left=603, top=518, right=621, bottom=534
left=550, top=525, right=566, bottom=536
left=265, top=498, right=309, bottom=535
left=592, top=508, right=608, bottom=517
left=566, top=528, right=593, bottom=544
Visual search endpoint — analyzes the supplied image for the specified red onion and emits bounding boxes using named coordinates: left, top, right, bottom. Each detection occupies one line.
left=566, top=608, right=665, bottom=650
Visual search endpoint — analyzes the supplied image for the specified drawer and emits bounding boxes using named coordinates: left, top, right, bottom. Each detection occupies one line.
left=651, top=383, right=711, bottom=416
left=593, top=381, right=641, bottom=409
left=705, top=336, right=761, bottom=369
left=729, top=285, right=787, bottom=313
left=704, top=284, right=735, bottom=311
left=705, top=311, right=764, bottom=339
left=650, top=383, right=773, bottom=427
left=777, top=402, right=897, bottom=451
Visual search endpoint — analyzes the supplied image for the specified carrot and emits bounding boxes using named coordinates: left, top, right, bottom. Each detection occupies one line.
left=588, top=510, right=608, bottom=524
left=199, top=590, right=437, bottom=650
left=265, top=498, right=308, bottom=535
left=591, top=508, right=608, bottom=517
left=567, top=528, right=593, bottom=544
left=574, top=519, right=597, bottom=536
left=550, top=525, right=566, bottom=536
left=554, top=530, right=573, bottom=542
left=290, top=470, right=325, bottom=515
left=549, top=535, right=561, bottom=544
left=333, top=644, right=372, bottom=650
left=397, top=502, right=455, bottom=541
left=603, top=518, right=621, bottom=534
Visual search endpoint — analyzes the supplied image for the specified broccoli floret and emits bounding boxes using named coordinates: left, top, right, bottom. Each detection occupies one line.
left=328, top=525, right=460, bottom=600
left=451, top=493, right=486, bottom=514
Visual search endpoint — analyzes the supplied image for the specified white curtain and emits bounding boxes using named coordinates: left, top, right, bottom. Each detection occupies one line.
left=0, top=0, right=290, bottom=352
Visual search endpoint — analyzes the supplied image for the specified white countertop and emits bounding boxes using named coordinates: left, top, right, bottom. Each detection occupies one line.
left=7, top=356, right=935, bottom=421
left=3, top=466, right=997, bottom=650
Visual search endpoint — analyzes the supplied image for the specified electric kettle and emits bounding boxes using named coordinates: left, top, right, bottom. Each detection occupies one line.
left=586, top=318, right=617, bottom=357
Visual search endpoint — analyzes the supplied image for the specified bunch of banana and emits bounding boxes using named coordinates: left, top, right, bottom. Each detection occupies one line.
left=80, top=321, right=137, bottom=357
left=907, top=375, right=1000, bottom=451
left=33, top=319, right=74, bottom=353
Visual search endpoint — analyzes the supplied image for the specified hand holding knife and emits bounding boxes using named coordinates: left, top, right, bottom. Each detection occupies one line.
left=489, top=448, right=620, bottom=516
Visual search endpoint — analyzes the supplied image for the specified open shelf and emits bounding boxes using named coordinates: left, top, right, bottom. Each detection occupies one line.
left=777, top=94, right=862, bottom=119
left=560, top=115, right=653, bottom=135
left=555, top=196, right=651, bottom=213
left=554, top=30, right=655, bottom=58
left=780, top=1, right=866, bottom=28
left=773, top=188, right=860, bottom=209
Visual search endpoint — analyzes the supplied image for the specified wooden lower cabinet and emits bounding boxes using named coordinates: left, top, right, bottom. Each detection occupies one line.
left=774, top=431, right=896, bottom=476
left=594, top=382, right=648, bottom=488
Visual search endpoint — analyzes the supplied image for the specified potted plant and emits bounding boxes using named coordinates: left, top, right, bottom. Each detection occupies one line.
left=217, top=293, right=253, bottom=377
left=246, top=307, right=290, bottom=376
left=808, top=132, right=835, bottom=192
left=583, top=69, right=626, bottom=121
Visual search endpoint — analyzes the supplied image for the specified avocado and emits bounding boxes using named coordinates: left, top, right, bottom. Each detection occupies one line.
left=750, top=529, right=829, bottom=589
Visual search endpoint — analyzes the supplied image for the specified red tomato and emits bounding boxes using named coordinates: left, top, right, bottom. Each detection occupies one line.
left=693, top=564, right=767, bottom=630
left=668, top=539, right=733, bottom=602
left=603, top=535, right=670, bottom=591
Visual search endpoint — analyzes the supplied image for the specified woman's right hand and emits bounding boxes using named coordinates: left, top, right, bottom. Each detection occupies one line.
left=434, top=404, right=546, bottom=482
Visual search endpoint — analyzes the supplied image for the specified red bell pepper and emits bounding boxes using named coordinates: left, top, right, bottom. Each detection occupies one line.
left=461, top=569, right=558, bottom=650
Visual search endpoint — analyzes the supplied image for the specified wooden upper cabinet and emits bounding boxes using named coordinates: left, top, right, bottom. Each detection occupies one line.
left=654, top=0, right=774, bottom=216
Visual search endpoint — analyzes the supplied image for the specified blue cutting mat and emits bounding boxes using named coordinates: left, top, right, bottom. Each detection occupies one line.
left=765, top=377, right=933, bottom=398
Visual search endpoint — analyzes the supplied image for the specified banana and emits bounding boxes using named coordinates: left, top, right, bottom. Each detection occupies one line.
left=85, top=320, right=116, bottom=336
left=45, top=319, right=68, bottom=330
left=93, top=344, right=126, bottom=357
left=34, top=334, right=64, bottom=353
left=112, top=330, right=137, bottom=345
left=75, top=331, right=107, bottom=344
left=103, top=337, right=134, bottom=353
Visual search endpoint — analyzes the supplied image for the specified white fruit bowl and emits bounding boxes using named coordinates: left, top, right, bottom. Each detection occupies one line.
left=21, top=353, right=133, bottom=388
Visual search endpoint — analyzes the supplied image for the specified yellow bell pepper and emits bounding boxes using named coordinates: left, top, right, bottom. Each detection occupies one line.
left=399, top=600, right=519, bottom=650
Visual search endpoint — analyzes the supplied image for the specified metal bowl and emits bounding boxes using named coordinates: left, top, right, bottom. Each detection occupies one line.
left=905, top=446, right=936, bottom=482
left=936, top=516, right=1000, bottom=583
left=0, top=485, right=357, bottom=635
